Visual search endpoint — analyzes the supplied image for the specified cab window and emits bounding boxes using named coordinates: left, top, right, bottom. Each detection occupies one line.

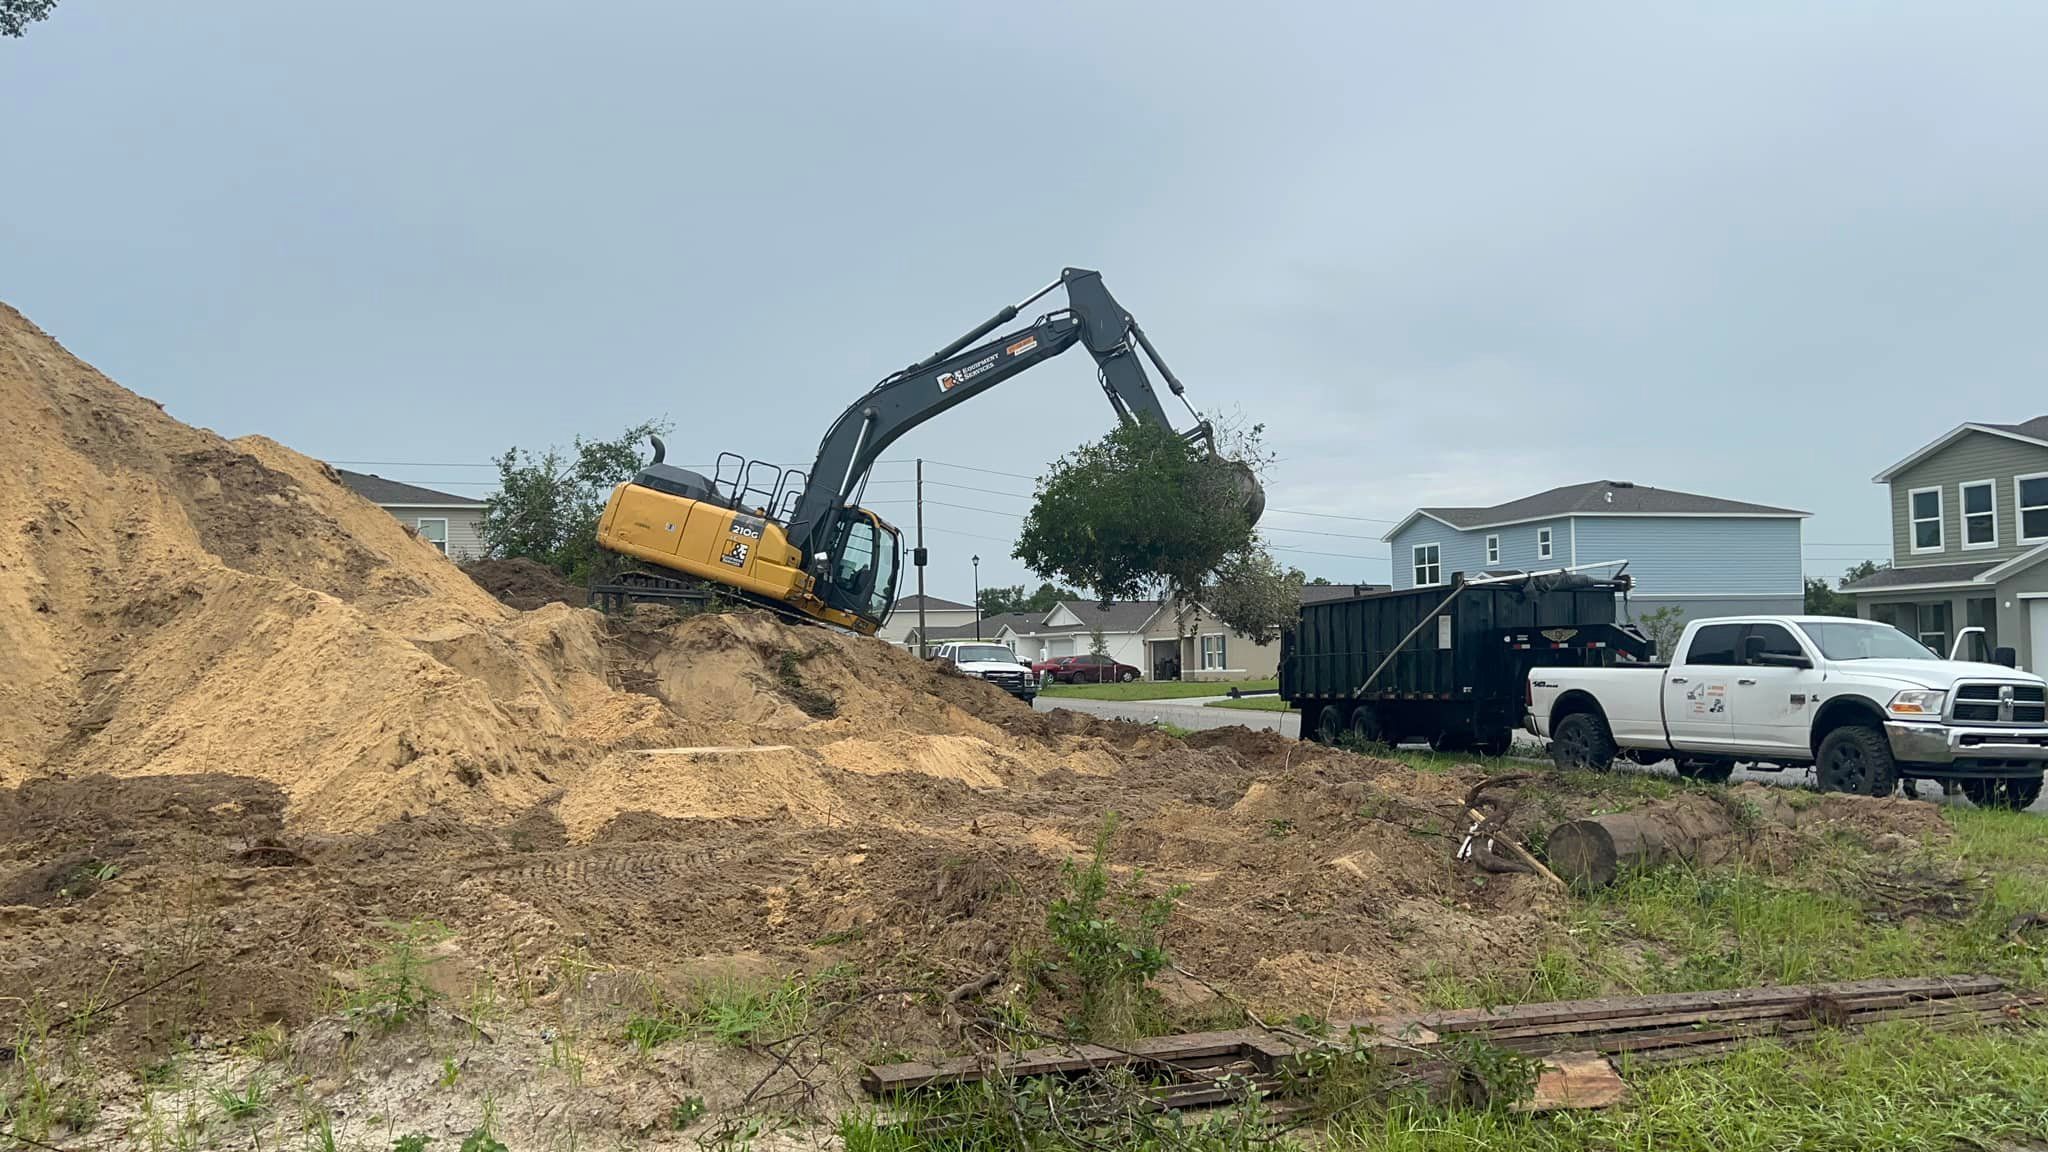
left=1684, top=624, right=1743, bottom=666
left=1743, top=623, right=1805, bottom=664
left=865, top=524, right=899, bottom=619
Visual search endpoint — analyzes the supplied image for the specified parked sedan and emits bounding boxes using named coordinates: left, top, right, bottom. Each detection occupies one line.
left=1056, top=654, right=1141, bottom=684
left=1030, top=656, right=1076, bottom=680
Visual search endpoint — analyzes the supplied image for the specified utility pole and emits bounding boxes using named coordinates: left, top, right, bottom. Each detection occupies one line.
left=914, top=458, right=929, bottom=658
left=973, top=555, right=982, bottom=639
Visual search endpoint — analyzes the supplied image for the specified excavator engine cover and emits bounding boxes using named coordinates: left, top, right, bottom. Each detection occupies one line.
left=632, top=464, right=731, bottom=508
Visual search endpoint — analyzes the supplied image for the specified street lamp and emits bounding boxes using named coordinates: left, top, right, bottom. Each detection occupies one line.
left=971, top=555, right=981, bottom=639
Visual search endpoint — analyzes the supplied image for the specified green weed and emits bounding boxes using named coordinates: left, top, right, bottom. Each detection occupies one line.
left=212, top=1075, right=268, bottom=1122
left=1044, top=814, right=1186, bottom=1040
left=392, top=1133, right=433, bottom=1152
left=346, top=920, right=449, bottom=1029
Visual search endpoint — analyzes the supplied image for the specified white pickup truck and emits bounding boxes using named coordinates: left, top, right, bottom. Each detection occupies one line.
left=1526, top=615, right=2048, bottom=809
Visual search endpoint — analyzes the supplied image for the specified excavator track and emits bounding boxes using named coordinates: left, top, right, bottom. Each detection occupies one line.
left=587, top=562, right=850, bottom=633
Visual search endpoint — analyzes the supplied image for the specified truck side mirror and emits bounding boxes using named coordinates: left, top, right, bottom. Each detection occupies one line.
left=1743, top=635, right=1766, bottom=664
left=1995, top=646, right=2019, bottom=669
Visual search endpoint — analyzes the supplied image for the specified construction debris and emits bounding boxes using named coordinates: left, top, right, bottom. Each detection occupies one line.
left=864, top=975, right=2037, bottom=1118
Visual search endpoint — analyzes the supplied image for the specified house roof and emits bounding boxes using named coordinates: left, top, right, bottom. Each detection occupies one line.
left=909, top=619, right=1028, bottom=642
left=1872, top=416, right=2048, bottom=482
left=1842, top=560, right=1999, bottom=593
left=1298, top=583, right=1389, bottom=605
left=1053, top=599, right=1166, bottom=634
left=1381, top=481, right=1808, bottom=541
left=888, top=593, right=975, bottom=614
left=335, top=469, right=485, bottom=507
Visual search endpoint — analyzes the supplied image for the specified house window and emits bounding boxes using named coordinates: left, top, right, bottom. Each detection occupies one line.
left=1199, top=634, right=1226, bottom=670
left=2019, top=473, right=2048, bottom=543
left=1412, top=543, right=1441, bottom=587
left=1485, top=534, right=1500, bottom=565
left=1537, top=527, right=1553, bottom=560
left=1909, top=487, right=1943, bottom=552
left=1916, top=602, right=1951, bottom=655
left=1961, top=480, right=1996, bottom=549
left=417, top=518, right=449, bottom=555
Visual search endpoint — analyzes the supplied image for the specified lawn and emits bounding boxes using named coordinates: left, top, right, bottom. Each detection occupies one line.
left=1039, top=677, right=1277, bottom=701
left=1204, top=695, right=1291, bottom=711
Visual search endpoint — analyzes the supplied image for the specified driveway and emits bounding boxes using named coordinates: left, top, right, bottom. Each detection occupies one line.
left=1032, top=698, right=2045, bottom=813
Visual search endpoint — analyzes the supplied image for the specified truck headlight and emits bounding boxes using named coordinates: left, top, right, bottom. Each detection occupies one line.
left=1887, top=689, right=1947, bottom=716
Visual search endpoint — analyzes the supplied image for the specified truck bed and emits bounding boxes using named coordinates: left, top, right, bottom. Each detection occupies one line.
left=1528, top=665, right=1671, bottom=748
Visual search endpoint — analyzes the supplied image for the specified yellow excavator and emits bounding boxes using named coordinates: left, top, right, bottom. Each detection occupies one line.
left=592, top=267, right=1264, bottom=634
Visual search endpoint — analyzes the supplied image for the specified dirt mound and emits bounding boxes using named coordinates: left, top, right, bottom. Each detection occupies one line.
left=463, top=556, right=586, bottom=610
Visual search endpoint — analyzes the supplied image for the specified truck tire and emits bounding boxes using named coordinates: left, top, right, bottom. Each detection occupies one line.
left=1960, top=774, right=2044, bottom=811
left=1347, top=705, right=1384, bottom=746
left=1551, top=712, right=1616, bottom=773
left=1816, top=725, right=1897, bottom=798
left=1315, top=705, right=1345, bottom=745
left=1675, top=758, right=1735, bottom=785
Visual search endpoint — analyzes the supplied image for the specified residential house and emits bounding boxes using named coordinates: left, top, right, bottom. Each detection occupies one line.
left=1847, top=416, right=2048, bottom=669
left=879, top=594, right=978, bottom=646
left=1007, top=600, right=1163, bottom=671
left=336, top=470, right=486, bottom=560
left=1381, top=481, right=1807, bottom=630
left=901, top=612, right=1043, bottom=652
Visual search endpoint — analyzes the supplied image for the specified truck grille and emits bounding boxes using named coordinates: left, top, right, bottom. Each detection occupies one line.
left=978, top=670, right=1031, bottom=695
left=1952, top=682, right=2048, bottom=725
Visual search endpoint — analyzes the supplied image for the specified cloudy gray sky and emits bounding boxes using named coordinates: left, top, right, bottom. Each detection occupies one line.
left=6, top=3, right=2044, bottom=600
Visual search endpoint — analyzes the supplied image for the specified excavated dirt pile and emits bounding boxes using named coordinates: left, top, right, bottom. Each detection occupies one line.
left=0, top=302, right=1964, bottom=1077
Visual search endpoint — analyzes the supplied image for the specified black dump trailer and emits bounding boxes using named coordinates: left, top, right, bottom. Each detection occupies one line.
left=1281, top=573, right=1650, bottom=755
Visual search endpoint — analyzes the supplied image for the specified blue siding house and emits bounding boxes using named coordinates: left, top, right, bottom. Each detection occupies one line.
left=1381, top=480, right=1808, bottom=622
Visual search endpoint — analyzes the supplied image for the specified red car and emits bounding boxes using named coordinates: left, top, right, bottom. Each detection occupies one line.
left=1030, top=656, right=1075, bottom=680
left=1053, top=654, right=1141, bottom=684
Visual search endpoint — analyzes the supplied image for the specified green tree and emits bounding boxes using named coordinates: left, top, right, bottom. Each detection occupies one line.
left=2, top=0, right=57, bottom=37
left=1841, top=559, right=1890, bottom=586
left=1014, top=422, right=1262, bottom=604
left=1088, top=626, right=1110, bottom=659
left=1636, top=605, right=1688, bottom=658
left=978, top=581, right=1078, bottom=617
left=1805, top=576, right=1857, bottom=617
left=478, top=419, right=669, bottom=582
left=1197, top=547, right=1304, bottom=645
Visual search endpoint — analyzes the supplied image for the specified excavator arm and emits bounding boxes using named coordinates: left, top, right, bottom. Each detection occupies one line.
left=782, top=267, right=1236, bottom=558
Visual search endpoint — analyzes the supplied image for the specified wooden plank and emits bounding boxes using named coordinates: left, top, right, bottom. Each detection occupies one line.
left=1466, top=986, right=2010, bottom=1043
left=1335, top=975, right=2002, bottom=1039
left=863, top=1030, right=1268, bottom=1094
left=1513, top=1051, right=1628, bottom=1113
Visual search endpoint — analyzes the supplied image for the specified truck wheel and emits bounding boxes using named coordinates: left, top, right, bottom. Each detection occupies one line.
left=1676, top=758, right=1735, bottom=785
left=1816, top=725, right=1897, bottom=798
left=1550, top=712, right=1616, bottom=773
left=1476, top=727, right=1514, bottom=758
left=1315, top=705, right=1345, bottom=745
left=1960, top=775, right=2044, bottom=811
left=1347, top=705, right=1384, bottom=746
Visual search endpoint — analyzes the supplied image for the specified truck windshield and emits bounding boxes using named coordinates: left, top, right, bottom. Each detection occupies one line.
left=1796, top=621, right=1938, bottom=661
left=949, top=645, right=1016, bottom=664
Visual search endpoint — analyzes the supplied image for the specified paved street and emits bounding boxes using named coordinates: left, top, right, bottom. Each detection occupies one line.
left=1033, top=696, right=2047, bottom=813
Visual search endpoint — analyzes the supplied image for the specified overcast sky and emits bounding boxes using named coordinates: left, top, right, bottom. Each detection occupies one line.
left=6, top=3, right=2045, bottom=600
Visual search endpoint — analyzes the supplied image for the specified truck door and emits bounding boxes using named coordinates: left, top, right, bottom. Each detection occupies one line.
left=1729, top=622, right=1821, bottom=755
left=1663, top=623, right=1741, bottom=749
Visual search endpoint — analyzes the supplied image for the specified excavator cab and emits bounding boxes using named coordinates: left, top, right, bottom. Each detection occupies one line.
left=816, top=507, right=902, bottom=627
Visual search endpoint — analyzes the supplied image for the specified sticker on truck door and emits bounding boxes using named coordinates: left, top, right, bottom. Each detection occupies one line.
left=1686, top=683, right=1727, bottom=715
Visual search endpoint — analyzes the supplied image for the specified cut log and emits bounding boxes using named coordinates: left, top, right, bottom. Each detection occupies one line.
left=1545, top=795, right=1743, bottom=888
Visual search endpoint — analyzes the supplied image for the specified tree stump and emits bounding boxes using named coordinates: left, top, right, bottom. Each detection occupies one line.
left=1545, top=796, right=1741, bottom=888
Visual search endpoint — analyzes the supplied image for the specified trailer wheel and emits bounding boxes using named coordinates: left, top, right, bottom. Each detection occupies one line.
left=1346, top=706, right=1384, bottom=746
left=1550, top=712, right=1616, bottom=773
left=1960, top=774, right=2044, bottom=811
left=1476, top=727, right=1514, bottom=758
left=1816, top=725, right=1896, bottom=798
left=1428, top=731, right=1474, bottom=754
left=1314, top=705, right=1345, bottom=745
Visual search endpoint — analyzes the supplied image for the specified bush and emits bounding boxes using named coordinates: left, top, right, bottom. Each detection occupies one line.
left=1045, top=815, right=1186, bottom=1040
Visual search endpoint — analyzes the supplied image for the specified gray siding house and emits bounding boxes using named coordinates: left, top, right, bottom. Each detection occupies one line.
left=335, top=470, right=487, bottom=560
left=1847, top=416, right=2048, bottom=670
left=1382, top=481, right=1807, bottom=624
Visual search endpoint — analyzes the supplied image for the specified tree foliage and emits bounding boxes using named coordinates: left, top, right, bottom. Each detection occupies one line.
left=1636, top=605, right=1688, bottom=658
left=1014, top=422, right=1262, bottom=605
left=1198, top=547, right=1304, bottom=645
left=1, top=0, right=57, bottom=37
left=1804, top=577, right=1857, bottom=617
left=478, top=419, right=669, bottom=581
left=976, top=581, right=1077, bottom=618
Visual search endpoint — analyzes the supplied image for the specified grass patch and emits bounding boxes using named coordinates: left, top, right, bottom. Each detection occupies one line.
left=1205, top=695, right=1291, bottom=711
left=1041, top=678, right=1276, bottom=701
left=620, top=972, right=818, bottom=1052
